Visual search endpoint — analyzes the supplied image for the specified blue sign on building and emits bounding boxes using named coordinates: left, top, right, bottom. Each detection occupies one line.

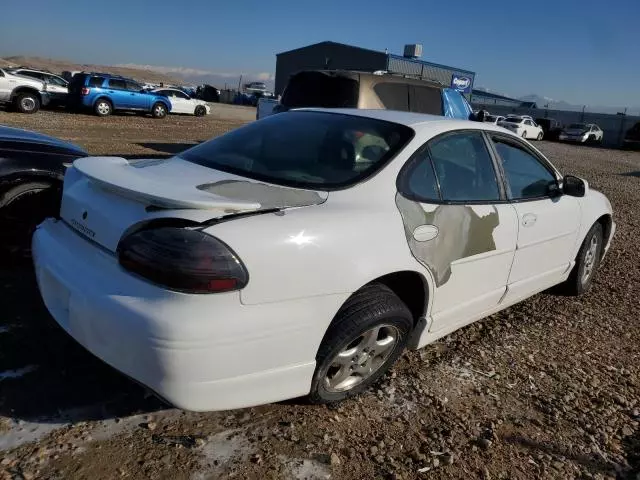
left=451, top=74, right=472, bottom=94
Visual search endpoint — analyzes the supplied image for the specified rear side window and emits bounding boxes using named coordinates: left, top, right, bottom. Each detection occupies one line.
left=409, top=85, right=443, bottom=115
left=281, top=72, right=358, bottom=109
left=108, top=79, right=126, bottom=89
left=374, top=83, right=409, bottom=111
left=428, top=131, right=500, bottom=202
left=88, top=76, right=105, bottom=87
left=126, top=81, right=141, bottom=91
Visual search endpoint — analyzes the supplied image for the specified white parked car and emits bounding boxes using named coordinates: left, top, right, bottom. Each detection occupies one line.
left=559, top=123, right=604, bottom=144
left=151, top=88, right=210, bottom=116
left=8, top=68, right=69, bottom=106
left=33, top=109, right=615, bottom=411
left=499, top=116, right=544, bottom=140
left=484, top=114, right=505, bottom=125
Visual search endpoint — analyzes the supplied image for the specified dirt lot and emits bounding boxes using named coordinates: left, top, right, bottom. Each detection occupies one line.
left=1, top=107, right=639, bottom=480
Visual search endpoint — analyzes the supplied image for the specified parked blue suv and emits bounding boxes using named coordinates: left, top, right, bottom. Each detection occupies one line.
left=68, top=73, right=171, bottom=118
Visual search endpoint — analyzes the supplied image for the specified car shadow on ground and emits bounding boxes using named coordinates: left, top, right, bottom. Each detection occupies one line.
left=136, top=142, right=201, bottom=156
left=620, top=171, right=640, bottom=178
left=0, top=263, right=166, bottom=423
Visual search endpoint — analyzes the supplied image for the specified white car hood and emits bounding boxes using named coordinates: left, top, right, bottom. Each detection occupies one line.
left=60, top=157, right=327, bottom=252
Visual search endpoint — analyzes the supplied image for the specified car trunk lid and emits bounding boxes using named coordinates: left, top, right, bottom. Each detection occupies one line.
left=60, top=156, right=327, bottom=252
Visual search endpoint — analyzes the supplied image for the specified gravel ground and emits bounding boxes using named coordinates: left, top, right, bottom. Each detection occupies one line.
left=0, top=108, right=639, bottom=480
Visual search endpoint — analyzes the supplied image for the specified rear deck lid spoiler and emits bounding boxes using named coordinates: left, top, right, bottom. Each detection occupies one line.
left=73, top=157, right=262, bottom=211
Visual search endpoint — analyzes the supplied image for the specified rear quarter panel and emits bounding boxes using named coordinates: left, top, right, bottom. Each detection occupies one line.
left=205, top=195, right=431, bottom=307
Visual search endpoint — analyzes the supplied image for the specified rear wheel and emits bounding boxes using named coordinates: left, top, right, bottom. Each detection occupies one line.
left=308, top=284, right=413, bottom=404
left=15, top=92, right=40, bottom=114
left=94, top=99, right=112, bottom=117
left=152, top=102, right=167, bottom=119
left=194, top=105, right=206, bottom=117
left=0, top=181, right=61, bottom=259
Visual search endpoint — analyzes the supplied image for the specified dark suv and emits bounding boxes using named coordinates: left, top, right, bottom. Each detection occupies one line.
left=624, top=122, right=640, bottom=150
left=68, top=73, right=171, bottom=118
left=535, top=118, right=563, bottom=141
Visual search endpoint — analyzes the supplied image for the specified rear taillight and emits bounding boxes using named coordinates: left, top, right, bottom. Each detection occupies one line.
left=118, top=227, right=248, bottom=294
left=81, top=88, right=90, bottom=95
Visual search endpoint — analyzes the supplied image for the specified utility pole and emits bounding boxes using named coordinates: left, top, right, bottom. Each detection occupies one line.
left=238, top=75, right=242, bottom=92
left=581, top=105, right=586, bottom=122
left=544, top=103, right=549, bottom=118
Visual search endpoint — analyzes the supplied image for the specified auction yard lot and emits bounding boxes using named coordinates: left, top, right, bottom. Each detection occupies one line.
left=1, top=106, right=639, bottom=479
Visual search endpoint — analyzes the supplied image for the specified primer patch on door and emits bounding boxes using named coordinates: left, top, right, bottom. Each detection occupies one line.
left=198, top=180, right=326, bottom=209
left=395, top=193, right=499, bottom=287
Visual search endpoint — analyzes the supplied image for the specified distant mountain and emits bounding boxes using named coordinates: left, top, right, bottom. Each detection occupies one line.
left=0, top=56, right=181, bottom=85
left=0, top=56, right=275, bottom=90
left=518, top=94, right=639, bottom=116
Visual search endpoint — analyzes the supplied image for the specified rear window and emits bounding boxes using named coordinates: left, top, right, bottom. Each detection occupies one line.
left=88, top=76, right=105, bottom=87
left=374, top=83, right=409, bottom=111
left=179, top=111, right=414, bottom=190
left=281, top=72, right=359, bottom=109
left=409, top=85, right=443, bottom=115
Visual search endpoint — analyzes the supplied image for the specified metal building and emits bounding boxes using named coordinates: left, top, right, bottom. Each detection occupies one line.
left=275, top=41, right=476, bottom=97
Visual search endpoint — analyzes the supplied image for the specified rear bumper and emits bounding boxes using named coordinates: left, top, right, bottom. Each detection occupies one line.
left=32, top=219, right=342, bottom=411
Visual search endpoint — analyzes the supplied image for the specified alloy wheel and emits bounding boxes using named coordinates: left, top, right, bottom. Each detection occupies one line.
left=581, top=234, right=599, bottom=285
left=324, top=324, right=399, bottom=392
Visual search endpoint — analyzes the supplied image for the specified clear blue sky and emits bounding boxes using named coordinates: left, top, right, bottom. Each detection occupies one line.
left=1, top=0, right=638, bottom=107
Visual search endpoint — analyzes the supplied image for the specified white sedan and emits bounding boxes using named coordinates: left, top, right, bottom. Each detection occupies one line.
left=559, top=123, right=604, bottom=144
left=151, top=88, right=211, bottom=116
left=499, top=116, right=545, bottom=140
left=32, top=110, right=615, bottom=411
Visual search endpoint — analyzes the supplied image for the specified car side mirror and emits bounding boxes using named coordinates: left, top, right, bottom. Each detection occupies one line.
left=562, top=175, right=586, bottom=197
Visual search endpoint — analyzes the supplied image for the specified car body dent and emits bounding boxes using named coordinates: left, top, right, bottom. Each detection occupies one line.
left=394, top=193, right=499, bottom=287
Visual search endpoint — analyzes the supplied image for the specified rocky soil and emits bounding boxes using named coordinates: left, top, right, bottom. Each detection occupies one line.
left=0, top=108, right=639, bottom=479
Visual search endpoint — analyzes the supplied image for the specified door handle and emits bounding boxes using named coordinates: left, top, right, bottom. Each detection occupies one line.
left=522, top=213, right=537, bottom=227
left=413, top=225, right=439, bottom=242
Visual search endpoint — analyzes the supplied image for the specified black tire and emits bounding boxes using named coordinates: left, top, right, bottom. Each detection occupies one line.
left=522, top=130, right=527, bottom=138
left=0, top=181, right=61, bottom=259
left=94, top=99, right=112, bottom=117
left=15, top=92, right=40, bottom=114
left=537, top=132, right=543, bottom=140
left=308, top=283, right=413, bottom=404
left=194, top=105, right=206, bottom=117
left=558, top=222, right=604, bottom=296
left=152, top=102, right=168, bottom=119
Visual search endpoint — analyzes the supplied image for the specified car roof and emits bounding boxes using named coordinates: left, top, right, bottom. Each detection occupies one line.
left=300, top=108, right=512, bottom=135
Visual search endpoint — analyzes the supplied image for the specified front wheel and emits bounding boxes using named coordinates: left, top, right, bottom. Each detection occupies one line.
left=15, top=93, right=40, bottom=113
left=308, top=284, right=413, bottom=404
left=558, top=222, right=604, bottom=296
left=194, top=105, right=206, bottom=117
left=537, top=132, right=543, bottom=140
left=152, top=103, right=168, bottom=119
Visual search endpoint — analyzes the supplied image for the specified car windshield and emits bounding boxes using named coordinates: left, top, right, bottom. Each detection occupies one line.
left=179, top=111, right=414, bottom=190
left=568, top=123, right=588, bottom=129
left=504, top=118, right=523, bottom=123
